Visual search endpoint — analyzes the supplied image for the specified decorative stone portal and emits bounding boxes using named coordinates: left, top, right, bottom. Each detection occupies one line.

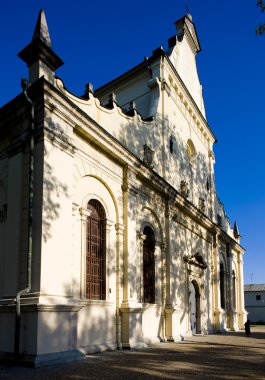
left=184, top=253, right=207, bottom=335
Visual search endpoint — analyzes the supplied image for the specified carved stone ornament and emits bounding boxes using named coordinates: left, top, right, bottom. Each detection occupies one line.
left=198, top=197, right=206, bottom=213
left=180, top=180, right=190, bottom=198
left=183, top=252, right=207, bottom=270
left=143, top=144, right=154, bottom=168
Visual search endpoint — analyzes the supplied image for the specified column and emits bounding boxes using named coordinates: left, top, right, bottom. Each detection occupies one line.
left=71, top=202, right=80, bottom=299
left=120, top=168, right=145, bottom=348
left=226, top=244, right=234, bottom=330
left=212, top=233, right=223, bottom=331
left=237, top=253, right=246, bottom=328
left=115, top=223, right=124, bottom=348
left=160, top=243, right=167, bottom=341
left=104, top=219, right=114, bottom=301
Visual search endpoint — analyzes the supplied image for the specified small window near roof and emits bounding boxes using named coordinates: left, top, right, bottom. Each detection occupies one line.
left=256, top=294, right=261, bottom=301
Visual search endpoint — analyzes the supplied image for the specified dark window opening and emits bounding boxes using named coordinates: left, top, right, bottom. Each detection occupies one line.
left=143, top=226, right=155, bottom=303
left=220, top=263, right=225, bottom=309
left=256, top=295, right=261, bottom=301
left=86, top=199, right=106, bottom=300
left=0, top=204, right=7, bottom=223
left=169, top=136, right=174, bottom=154
left=206, top=177, right=210, bottom=191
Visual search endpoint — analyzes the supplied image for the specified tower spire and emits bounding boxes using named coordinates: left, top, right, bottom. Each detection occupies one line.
left=18, top=9, right=63, bottom=84
left=32, top=9, right=52, bottom=48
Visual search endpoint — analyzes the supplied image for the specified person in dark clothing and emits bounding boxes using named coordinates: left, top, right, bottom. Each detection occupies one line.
left=244, top=319, right=251, bottom=336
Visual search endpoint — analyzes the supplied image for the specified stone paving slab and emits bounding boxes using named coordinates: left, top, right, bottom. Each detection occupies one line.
left=0, top=328, right=265, bottom=379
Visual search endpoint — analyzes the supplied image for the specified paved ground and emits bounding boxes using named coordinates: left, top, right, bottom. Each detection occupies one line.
left=1, top=328, right=265, bottom=379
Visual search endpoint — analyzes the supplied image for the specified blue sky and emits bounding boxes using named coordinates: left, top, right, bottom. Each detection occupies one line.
left=0, top=1, right=264, bottom=284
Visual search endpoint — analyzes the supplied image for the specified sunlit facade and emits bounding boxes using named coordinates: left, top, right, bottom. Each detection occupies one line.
left=0, top=10, right=246, bottom=366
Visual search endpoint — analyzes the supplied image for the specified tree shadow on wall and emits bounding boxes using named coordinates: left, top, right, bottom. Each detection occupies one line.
left=116, top=112, right=212, bottom=211
left=40, top=118, right=71, bottom=243
left=115, top=111, right=216, bottom=336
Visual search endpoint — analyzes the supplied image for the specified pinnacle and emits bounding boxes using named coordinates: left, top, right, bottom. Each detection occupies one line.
left=233, top=221, right=240, bottom=238
left=32, top=9, right=51, bottom=48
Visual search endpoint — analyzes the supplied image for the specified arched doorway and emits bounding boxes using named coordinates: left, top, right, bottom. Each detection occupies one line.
left=189, top=280, right=201, bottom=334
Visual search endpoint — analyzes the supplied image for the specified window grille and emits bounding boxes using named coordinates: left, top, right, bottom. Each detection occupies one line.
left=220, top=263, right=225, bottom=309
left=86, top=199, right=106, bottom=300
left=143, top=226, right=155, bottom=303
left=0, top=204, right=7, bottom=223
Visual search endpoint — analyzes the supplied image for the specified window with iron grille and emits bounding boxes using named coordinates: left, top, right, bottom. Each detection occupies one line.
left=0, top=204, right=7, bottom=223
left=220, top=263, right=225, bottom=309
left=143, top=226, right=155, bottom=303
left=86, top=199, right=106, bottom=300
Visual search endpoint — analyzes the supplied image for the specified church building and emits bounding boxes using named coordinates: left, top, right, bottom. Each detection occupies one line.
left=0, top=10, right=246, bottom=366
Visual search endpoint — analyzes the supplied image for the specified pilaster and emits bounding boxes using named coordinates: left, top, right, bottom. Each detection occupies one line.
left=79, top=207, right=91, bottom=298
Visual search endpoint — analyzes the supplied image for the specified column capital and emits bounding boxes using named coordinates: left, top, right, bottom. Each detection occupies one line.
left=115, top=223, right=125, bottom=232
left=104, top=219, right=114, bottom=232
left=79, top=207, right=91, bottom=221
left=160, top=243, right=167, bottom=252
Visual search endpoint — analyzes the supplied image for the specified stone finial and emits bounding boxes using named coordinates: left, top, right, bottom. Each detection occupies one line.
left=85, top=82, right=94, bottom=94
left=233, top=222, right=240, bottom=239
left=105, top=92, right=117, bottom=109
left=32, top=9, right=52, bottom=48
left=18, top=9, right=63, bottom=84
left=124, top=101, right=137, bottom=117
left=82, top=82, right=94, bottom=99
left=129, top=101, right=136, bottom=111
left=109, top=92, right=117, bottom=103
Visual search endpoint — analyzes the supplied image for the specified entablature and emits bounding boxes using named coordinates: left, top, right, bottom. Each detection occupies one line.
left=215, top=228, right=245, bottom=255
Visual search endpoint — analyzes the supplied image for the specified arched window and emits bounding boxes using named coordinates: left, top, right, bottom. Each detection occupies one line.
left=86, top=199, right=106, bottom=300
left=220, top=263, right=226, bottom=309
left=143, top=226, right=155, bottom=303
left=186, top=139, right=197, bottom=164
left=232, top=270, right=236, bottom=309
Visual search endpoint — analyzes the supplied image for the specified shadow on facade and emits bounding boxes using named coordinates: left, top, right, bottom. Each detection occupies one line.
left=42, top=145, right=69, bottom=242
left=115, top=111, right=216, bottom=335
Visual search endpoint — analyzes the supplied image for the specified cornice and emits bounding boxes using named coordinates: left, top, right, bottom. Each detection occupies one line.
left=0, top=303, right=83, bottom=313
left=216, top=229, right=245, bottom=254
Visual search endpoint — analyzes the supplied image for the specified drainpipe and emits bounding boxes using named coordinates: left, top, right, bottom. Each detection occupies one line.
left=14, top=77, right=34, bottom=360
